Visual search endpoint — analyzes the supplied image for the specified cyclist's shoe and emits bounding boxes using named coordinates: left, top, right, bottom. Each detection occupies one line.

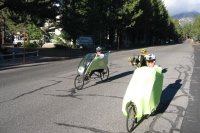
left=128, top=57, right=133, bottom=65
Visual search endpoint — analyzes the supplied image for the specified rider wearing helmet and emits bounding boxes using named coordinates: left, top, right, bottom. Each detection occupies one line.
left=135, top=49, right=148, bottom=67
left=146, top=54, right=156, bottom=68
left=140, top=49, right=147, bottom=53
left=96, top=46, right=102, bottom=54
left=88, top=46, right=103, bottom=79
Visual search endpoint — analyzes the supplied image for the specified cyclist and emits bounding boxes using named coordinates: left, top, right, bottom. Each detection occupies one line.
left=135, top=49, right=148, bottom=67
left=87, top=46, right=104, bottom=79
left=96, top=46, right=102, bottom=54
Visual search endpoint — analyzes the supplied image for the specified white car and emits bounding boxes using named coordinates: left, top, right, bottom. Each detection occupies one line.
left=13, top=39, right=24, bottom=47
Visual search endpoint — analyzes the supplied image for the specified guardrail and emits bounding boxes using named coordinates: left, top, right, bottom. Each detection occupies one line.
left=0, top=50, right=39, bottom=62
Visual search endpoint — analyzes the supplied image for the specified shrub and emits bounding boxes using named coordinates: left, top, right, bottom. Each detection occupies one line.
left=24, top=42, right=39, bottom=48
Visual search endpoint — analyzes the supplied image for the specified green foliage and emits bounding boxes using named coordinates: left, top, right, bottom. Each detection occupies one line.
left=182, top=23, right=193, bottom=38
left=171, top=18, right=183, bottom=39
left=192, top=15, right=200, bottom=36
left=61, top=0, right=143, bottom=46
left=28, top=25, right=42, bottom=40
left=3, top=17, right=43, bottom=40
left=118, top=0, right=142, bottom=28
left=2, top=0, right=60, bottom=27
left=71, top=45, right=78, bottom=49
left=180, top=15, right=200, bottom=41
left=52, top=32, right=71, bottom=45
left=24, top=41, right=39, bottom=48
left=54, top=43, right=76, bottom=50
left=2, top=0, right=189, bottom=48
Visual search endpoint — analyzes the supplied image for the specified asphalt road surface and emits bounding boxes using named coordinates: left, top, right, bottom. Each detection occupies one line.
left=0, top=40, right=198, bottom=133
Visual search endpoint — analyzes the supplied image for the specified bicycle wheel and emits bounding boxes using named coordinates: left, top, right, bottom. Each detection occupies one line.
left=126, top=105, right=137, bottom=133
left=74, top=75, right=84, bottom=90
left=100, top=67, right=109, bottom=81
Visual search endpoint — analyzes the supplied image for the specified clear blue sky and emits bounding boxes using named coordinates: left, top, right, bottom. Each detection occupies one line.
left=163, top=0, right=200, bottom=16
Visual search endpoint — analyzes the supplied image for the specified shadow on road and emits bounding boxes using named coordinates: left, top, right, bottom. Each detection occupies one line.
left=156, top=79, right=182, bottom=114
left=0, top=63, right=48, bottom=71
left=79, top=70, right=134, bottom=90
left=55, top=122, right=123, bottom=133
left=107, top=70, right=134, bottom=82
left=162, top=68, right=168, bottom=73
left=47, top=70, right=134, bottom=98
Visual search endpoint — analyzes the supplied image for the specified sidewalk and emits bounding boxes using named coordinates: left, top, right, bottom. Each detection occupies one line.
left=0, top=44, right=88, bottom=67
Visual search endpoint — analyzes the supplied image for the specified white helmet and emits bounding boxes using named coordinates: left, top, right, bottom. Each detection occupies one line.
left=146, top=54, right=156, bottom=61
left=96, top=46, right=102, bottom=52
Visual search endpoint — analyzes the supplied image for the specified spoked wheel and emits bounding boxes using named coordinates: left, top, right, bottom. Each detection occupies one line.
left=100, top=67, right=109, bottom=81
left=74, top=75, right=84, bottom=90
left=126, top=105, right=137, bottom=133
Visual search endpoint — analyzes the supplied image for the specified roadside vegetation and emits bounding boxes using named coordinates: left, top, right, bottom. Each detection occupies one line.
left=182, top=15, right=200, bottom=44
left=0, top=0, right=200, bottom=50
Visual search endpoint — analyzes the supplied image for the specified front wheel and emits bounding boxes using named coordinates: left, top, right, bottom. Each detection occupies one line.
left=100, top=67, right=109, bottom=81
left=74, top=75, right=84, bottom=90
left=126, top=105, right=137, bottom=133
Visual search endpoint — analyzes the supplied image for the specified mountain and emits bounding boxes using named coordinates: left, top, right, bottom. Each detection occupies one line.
left=172, top=11, right=200, bottom=19
left=171, top=11, right=200, bottom=25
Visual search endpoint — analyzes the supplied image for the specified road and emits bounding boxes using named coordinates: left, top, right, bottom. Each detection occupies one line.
left=0, top=40, right=197, bottom=133
left=180, top=43, right=200, bottom=133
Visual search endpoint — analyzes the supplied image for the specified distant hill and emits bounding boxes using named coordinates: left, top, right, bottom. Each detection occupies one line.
left=171, top=11, right=200, bottom=25
left=172, top=11, right=200, bottom=19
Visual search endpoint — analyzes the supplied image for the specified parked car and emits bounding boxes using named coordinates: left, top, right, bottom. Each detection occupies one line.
left=13, top=39, right=24, bottom=47
left=77, top=37, right=93, bottom=49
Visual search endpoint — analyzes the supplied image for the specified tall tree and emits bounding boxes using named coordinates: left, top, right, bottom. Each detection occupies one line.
left=150, top=0, right=171, bottom=44
left=191, top=15, right=200, bottom=38
left=182, top=23, right=192, bottom=39
left=0, top=0, right=60, bottom=46
left=61, top=0, right=87, bottom=45
left=1, top=0, right=59, bottom=26
left=170, top=18, right=183, bottom=42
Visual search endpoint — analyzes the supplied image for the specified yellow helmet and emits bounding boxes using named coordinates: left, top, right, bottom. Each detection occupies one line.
left=140, top=49, right=147, bottom=53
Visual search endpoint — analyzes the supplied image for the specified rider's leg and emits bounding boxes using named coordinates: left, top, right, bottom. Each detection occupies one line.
left=89, top=70, right=95, bottom=78
left=89, top=69, right=103, bottom=78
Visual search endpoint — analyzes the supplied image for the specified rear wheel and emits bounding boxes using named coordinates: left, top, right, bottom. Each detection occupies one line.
left=126, top=105, right=137, bottom=133
left=100, top=67, right=109, bottom=81
left=74, top=75, right=84, bottom=90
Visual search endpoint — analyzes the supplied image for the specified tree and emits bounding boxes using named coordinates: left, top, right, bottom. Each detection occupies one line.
left=61, top=0, right=85, bottom=45
left=1, top=0, right=59, bottom=27
left=191, top=15, right=200, bottom=38
left=0, top=0, right=60, bottom=47
left=149, top=0, right=171, bottom=44
left=182, top=23, right=192, bottom=39
left=170, top=18, right=183, bottom=42
left=27, top=24, right=42, bottom=40
left=1, top=0, right=184, bottom=49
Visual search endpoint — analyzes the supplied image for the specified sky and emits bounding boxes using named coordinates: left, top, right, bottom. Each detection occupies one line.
left=163, top=0, right=200, bottom=16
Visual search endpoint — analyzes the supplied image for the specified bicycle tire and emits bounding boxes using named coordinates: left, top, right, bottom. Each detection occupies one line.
left=126, top=105, right=136, bottom=133
left=74, top=75, right=84, bottom=90
left=100, top=67, right=109, bottom=81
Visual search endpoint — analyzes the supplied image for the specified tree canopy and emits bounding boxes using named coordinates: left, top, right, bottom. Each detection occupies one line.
left=1, top=0, right=187, bottom=48
left=0, top=0, right=59, bottom=26
left=191, top=15, right=200, bottom=37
